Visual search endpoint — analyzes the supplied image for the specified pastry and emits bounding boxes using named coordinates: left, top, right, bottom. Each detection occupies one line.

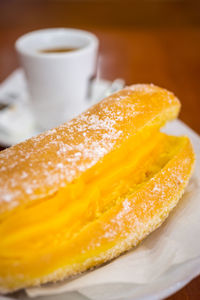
left=0, top=84, right=195, bottom=293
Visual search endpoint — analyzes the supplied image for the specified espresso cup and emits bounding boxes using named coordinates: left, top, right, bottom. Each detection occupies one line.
left=15, top=28, right=99, bottom=130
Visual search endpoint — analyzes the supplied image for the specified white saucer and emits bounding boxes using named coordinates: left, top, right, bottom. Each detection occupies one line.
left=0, top=69, right=120, bottom=146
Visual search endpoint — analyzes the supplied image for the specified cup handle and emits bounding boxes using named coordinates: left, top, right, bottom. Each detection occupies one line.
left=86, top=74, right=96, bottom=101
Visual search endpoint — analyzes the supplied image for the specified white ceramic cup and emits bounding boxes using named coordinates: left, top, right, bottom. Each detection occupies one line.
left=15, top=28, right=99, bottom=130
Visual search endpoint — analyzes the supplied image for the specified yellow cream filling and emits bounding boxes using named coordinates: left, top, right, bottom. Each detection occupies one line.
left=0, top=128, right=186, bottom=287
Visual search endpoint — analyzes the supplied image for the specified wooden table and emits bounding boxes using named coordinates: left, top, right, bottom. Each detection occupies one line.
left=0, top=0, right=200, bottom=298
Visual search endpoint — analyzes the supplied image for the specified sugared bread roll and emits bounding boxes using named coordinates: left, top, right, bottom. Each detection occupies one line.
left=0, top=84, right=195, bottom=293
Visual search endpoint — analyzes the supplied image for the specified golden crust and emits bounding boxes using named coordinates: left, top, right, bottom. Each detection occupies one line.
left=29, top=136, right=195, bottom=287
left=0, top=84, right=180, bottom=214
left=0, top=136, right=195, bottom=294
left=0, top=84, right=195, bottom=294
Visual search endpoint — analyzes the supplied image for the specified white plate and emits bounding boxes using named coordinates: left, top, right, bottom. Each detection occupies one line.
left=22, top=120, right=200, bottom=300
left=2, top=124, right=200, bottom=300
left=0, top=74, right=200, bottom=300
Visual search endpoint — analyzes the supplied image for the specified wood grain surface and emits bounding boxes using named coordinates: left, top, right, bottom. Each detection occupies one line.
left=0, top=0, right=199, bottom=298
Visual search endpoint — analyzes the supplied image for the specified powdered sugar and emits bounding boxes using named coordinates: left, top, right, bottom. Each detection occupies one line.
left=2, top=194, right=13, bottom=203
left=152, top=184, right=161, bottom=193
left=0, top=84, right=179, bottom=212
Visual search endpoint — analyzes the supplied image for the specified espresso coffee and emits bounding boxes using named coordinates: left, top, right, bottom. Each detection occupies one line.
left=39, top=47, right=80, bottom=54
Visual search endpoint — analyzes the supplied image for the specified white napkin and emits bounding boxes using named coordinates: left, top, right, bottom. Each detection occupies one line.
left=25, top=120, right=200, bottom=300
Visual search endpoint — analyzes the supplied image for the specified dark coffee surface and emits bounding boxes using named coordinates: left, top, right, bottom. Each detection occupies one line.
left=39, top=47, right=79, bottom=53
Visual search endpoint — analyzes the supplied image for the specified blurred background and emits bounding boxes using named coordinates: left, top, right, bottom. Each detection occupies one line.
left=0, top=0, right=200, bottom=133
left=0, top=0, right=200, bottom=298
